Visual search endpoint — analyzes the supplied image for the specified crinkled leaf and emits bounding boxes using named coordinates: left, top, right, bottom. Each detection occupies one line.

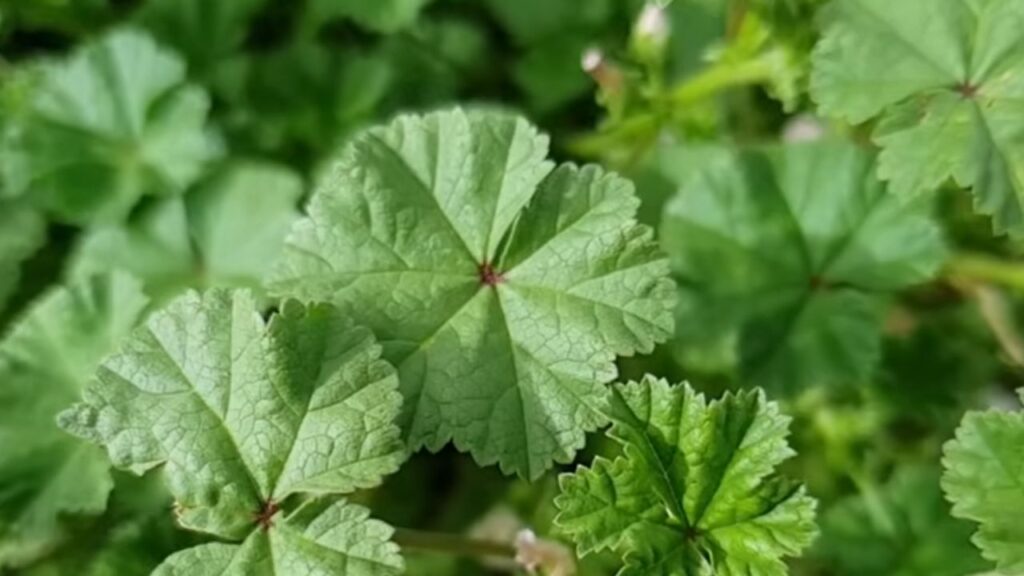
left=817, top=466, right=987, bottom=576
left=270, top=108, right=675, bottom=479
left=1, top=28, right=217, bottom=224
left=0, top=200, right=45, bottom=317
left=70, top=162, right=302, bottom=301
left=0, top=273, right=149, bottom=568
left=302, top=0, right=431, bottom=34
left=662, top=142, right=944, bottom=394
left=942, top=389, right=1024, bottom=573
left=60, top=289, right=406, bottom=574
left=555, top=376, right=817, bottom=576
left=811, top=0, right=1024, bottom=236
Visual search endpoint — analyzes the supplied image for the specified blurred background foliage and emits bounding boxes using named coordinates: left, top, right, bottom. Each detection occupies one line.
left=0, top=0, right=1021, bottom=575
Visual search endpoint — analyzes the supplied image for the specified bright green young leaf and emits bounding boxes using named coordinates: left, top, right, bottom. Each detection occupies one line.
left=0, top=200, right=45, bottom=317
left=942, top=388, right=1024, bottom=573
left=1, top=28, right=217, bottom=225
left=70, top=162, right=302, bottom=301
left=270, top=108, right=676, bottom=479
left=662, top=142, right=944, bottom=394
left=811, top=0, right=1024, bottom=236
left=817, top=466, right=987, bottom=576
left=60, top=289, right=406, bottom=575
left=0, top=273, right=149, bottom=568
left=554, top=376, right=817, bottom=575
left=302, top=0, right=431, bottom=34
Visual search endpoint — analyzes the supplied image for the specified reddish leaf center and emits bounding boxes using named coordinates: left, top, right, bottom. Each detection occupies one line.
left=254, top=500, right=280, bottom=531
left=479, top=262, right=505, bottom=286
left=955, top=82, right=979, bottom=99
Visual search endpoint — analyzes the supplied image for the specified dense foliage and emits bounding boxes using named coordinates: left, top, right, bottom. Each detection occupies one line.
left=0, top=1, right=1022, bottom=575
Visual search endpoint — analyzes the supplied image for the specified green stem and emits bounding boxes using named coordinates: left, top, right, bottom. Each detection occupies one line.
left=664, top=57, right=775, bottom=106
left=946, top=252, right=1024, bottom=293
left=849, top=470, right=897, bottom=538
left=392, top=528, right=516, bottom=560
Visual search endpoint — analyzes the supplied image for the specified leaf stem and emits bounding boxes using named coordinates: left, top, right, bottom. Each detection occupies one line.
left=946, top=252, right=1024, bottom=293
left=849, top=469, right=897, bottom=538
left=392, top=527, right=516, bottom=560
left=664, top=57, right=775, bottom=106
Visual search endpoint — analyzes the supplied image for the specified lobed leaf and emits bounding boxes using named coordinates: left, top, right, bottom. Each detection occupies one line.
left=811, top=0, right=1024, bottom=236
left=70, top=162, right=302, bottom=301
left=662, top=141, right=944, bottom=393
left=942, top=389, right=1024, bottom=573
left=0, top=28, right=217, bottom=225
left=555, top=376, right=817, bottom=575
left=0, top=273, right=149, bottom=568
left=817, top=466, right=987, bottom=576
left=61, top=289, right=406, bottom=574
left=270, top=108, right=676, bottom=479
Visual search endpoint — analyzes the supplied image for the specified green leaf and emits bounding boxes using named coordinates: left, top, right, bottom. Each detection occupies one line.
left=227, top=44, right=392, bottom=158
left=0, top=200, right=45, bottom=317
left=1, top=28, right=217, bottom=225
left=302, top=0, right=431, bottom=34
left=153, top=498, right=401, bottom=576
left=60, top=289, right=406, bottom=574
left=942, top=389, right=1024, bottom=573
left=817, top=465, right=987, bottom=576
left=0, top=273, right=149, bottom=568
left=136, top=0, right=267, bottom=77
left=810, top=0, right=1024, bottom=236
left=70, top=162, right=303, bottom=301
left=554, top=376, right=817, bottom=575
left=18, top=471, right=193, bottom=576
left=270, top=108, right=676, bottom=479
left=483, top=0, right=613, bottom=46
left=662, top=142, right=944, bottom=394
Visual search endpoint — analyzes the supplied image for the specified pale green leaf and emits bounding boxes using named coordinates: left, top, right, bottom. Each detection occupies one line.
left=811, top=0, right=1024, bottom=236
left=60, top=289, right=406, bottom=574
left=942, top=389, right=1024, bottom=573
left=270, top=108, right=676, bottom=478
left=555, top=376, right=817, bottom=575
left=0, top=273, right=149, bottom=568
left=1, top=28, right=217, bottom=224
left=662, top=142, right=944, bottom=394
left=70, top=162, right=302, bottom=300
